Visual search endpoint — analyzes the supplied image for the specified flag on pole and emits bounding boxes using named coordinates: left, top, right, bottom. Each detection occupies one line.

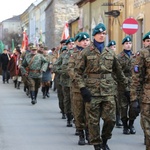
left=0, top=40, right=4, bottom=53
left=21, top=30, right=28, bottom=50
left=11, top=39, right=15, bottom=52
left=39, top=30, right=43, bottom=44
left=61, top=22, right=70, bottom=40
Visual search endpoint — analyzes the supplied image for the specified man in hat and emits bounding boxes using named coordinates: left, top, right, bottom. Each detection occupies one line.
left=74, top=23, right=127, bottom=150
left=58, top=38, right=75, bottom=127
left=19, top=43, right=33, bottom=96
left=107, top=40, right=123, bottom=128
left=117, top=36, right=138, bottom=135
left=130, top=31, right=150, bottom=150
left=53, top=46, right=68, bottom=119
left=20, top=46, right=48, bottom=105
left=107, top=40, right=116, bottom=51
left=68, top=32, right=91, bottom=145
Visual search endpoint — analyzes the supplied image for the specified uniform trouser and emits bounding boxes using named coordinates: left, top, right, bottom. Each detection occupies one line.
left=73, top=92, right=90, bottom=130
left=27, top=77, right=41, bottom=91
left=62, top=86, right=71, bottom=114
left=22, top=75, right=30, bottom=87
left=141, top=103, right=150, bottom=150
left=89, top=96, right=116, bottom=145
left=57, top=84, right=64, bottom=113
left=118, top=91, right=136, bottom=122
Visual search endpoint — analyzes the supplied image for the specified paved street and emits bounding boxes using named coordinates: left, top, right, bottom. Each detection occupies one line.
left=0, top=76, right=145, bottom=150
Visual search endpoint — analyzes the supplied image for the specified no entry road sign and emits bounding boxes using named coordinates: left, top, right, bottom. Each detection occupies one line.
left=122, top=18, right=138, bottom=35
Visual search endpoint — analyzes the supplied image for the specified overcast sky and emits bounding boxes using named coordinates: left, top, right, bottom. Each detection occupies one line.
left=0, top=0, right=35, bottom=22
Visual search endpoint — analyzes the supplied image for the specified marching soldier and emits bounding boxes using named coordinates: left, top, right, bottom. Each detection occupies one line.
left=59, top=38, right=75, bottom=127
left=68, top=32, right=91, bottom=145
left=74, top=23, right=127, bottom=150
left=19, top=43, right=33, bottom=96
left=20, top=46, right=48, bottom=105
left=130, top=31, right=150, bottom=150
left=53, top=46, right=67, bottom=119
left=117, top=36, right=137, bottom=134
left=107, top=41, right=123, bottom=128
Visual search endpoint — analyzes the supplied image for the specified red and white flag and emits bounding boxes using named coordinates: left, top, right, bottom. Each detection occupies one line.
left=22, top=31, right=28, bottom=50
left=61, top=22, right=70, bottom=40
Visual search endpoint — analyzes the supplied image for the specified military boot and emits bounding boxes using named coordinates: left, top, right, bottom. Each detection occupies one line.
left=94, top=144, right=103, bottom=150
left=30, top=91, right=37, bottom=105
left=102, top=139, right=110, bottom=150
left=129, top=120, right=136, bottom=134
left=75, top=129, right=80, bottom=136
left=14, top=80, right=17, bottom=88
left=66, top=113, right=72, bottom=127
left=122, top=119, right=130, bottom=134
left=78, top=130, right=85, bottom=145
left=42, top=87, right=46, bottom=99
left=85, top=128, right=90, bottom=144
left=46, top=86, right=50, bottom=98
left=17, top=81, right=21, bottom=89
left=61, top=112, right=66, bottom=119
left=116, top=115, right=123, bottom=128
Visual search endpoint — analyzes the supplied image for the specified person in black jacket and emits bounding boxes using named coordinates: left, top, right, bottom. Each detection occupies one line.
left=0, top=49, right=10, bottom=83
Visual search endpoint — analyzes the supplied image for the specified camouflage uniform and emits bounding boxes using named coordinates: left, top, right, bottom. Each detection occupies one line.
left=19, top=50, right=31, bottom=96
left=68, top=47, right=91, bottom=143
left=74, top=42, right=127, bottom=146
left=53, top=52, right=66, bottom=118
left=130, top=46, right=150, bottom=150
left=117, top=50, right=136, bottom=133
left=59, top=49, right=74, bottom=126
left=21, top=52, right=48, bottom=104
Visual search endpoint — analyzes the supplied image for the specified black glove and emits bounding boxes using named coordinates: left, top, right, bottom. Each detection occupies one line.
left=124, top=91, right=130, bottom=103
left=130, top=100, right=140, bottom=117
left=80, top=87, right=92, bottom=103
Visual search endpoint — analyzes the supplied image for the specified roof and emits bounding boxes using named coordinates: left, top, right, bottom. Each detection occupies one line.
left=2, top=15, right=21, bottom=22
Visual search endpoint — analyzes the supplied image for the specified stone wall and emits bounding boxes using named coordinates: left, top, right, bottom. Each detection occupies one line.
left=45, top=0, right=79, bottom=49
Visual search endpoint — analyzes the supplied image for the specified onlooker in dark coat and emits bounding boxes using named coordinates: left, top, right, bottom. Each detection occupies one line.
left=0, top=49, right=10, bottom=83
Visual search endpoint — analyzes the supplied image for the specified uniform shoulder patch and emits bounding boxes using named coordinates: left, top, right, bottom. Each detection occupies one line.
left=134, top=65, right=139, bottom=73
left=136, top=51, right=140, bottom=56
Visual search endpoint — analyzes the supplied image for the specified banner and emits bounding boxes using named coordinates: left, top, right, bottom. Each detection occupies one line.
left=61, top=22, right=70, bottom=40
left=21, top=31, right=28, bottom=50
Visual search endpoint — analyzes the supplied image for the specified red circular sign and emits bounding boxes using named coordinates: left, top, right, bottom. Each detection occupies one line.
left=122, top=18, right=138, bottom=35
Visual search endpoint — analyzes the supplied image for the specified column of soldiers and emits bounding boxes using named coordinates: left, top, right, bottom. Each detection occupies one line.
left=53, top=23, right=150, bottom=150
left=10, top=22, right=149, bottom=150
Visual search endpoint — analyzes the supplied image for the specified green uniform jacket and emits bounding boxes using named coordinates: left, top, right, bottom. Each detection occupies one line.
left=117, top=50, right=135, bottom=91
left=130, top=46, right=150, bottom=103
left=68, top=47, right=82, bottom=93
left=21, top=53, right=48, bottom=78
left=60, top=49, right=74, bottom=87
left=74, top=43, right=127, bottom=97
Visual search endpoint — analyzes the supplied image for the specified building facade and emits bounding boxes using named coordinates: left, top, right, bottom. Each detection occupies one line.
left=45, top=0, right=79, bottom=49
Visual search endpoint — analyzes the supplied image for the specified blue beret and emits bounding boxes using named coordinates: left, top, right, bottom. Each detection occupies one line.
left=74, top=33, right=82, bottom=41
left=92, top=23, right=106, bottom=36
left=78, top=32, right=90, bottom=42
left=61, top=46, right=67, bottom=52
left=142, top=31, right=150, bottom=41
left=60, top=39, right=67, bottom=44
left=65, top=38, right=75, bottom=45
left=107, top=40, right=116, bottom=47
left=122, top=36, right=132, bottom=44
